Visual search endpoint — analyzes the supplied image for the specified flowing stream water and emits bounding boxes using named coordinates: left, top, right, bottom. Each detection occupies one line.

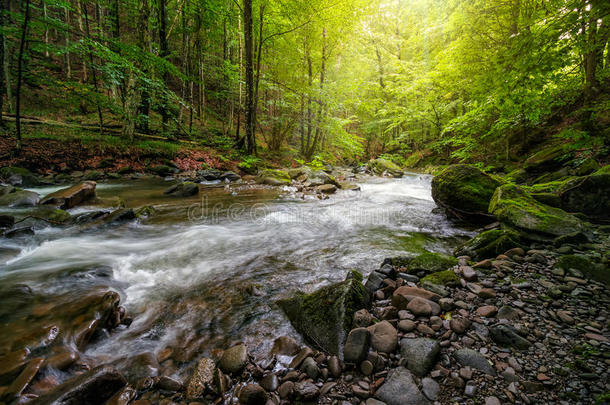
left=0, top=173, right=475, bottom=380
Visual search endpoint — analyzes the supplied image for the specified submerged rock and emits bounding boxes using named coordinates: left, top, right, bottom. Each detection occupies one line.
left=431, top=164, right=502, bottom=222
left=164, top=182, right=199, bottom=197
left=278, top=270, right=366, bottom=356
left=40, top=181, right=97, bottom=209
left=489, top=183, right=584, bottom=238
left=29, top=365, right=126, bottom=405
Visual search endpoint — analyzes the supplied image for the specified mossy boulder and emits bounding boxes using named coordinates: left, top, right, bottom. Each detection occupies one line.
left=40, top=181, right=97, bottom=209
left=431, top=164, right=503, bottom=222
left=277, top=270, right=366, bottom=356
left=594, top=165, right=610, bottom=175
left=530, top=192, right=562, bottom=208
left=554, top=255, right=609, bottom=285
left=572, top=158, right=599, bottom=176
left=505, top=169, right=528, bottom=184
left=454, top=229, right=524, bottom=261
left=421, top=270, right=460, bottom=286
left=489, top=183, right=584, bottom=238
left=558, top=174, right=610, bottom=222
left=523, top=145, right=569, bottom=173
left=257, top=169, right=291, bottom=186
left=406, top=252, right=458, bottom=274
left=33, top=207, right=72, bottom=224
left=368, top=158, right=403, bottom=178
left=0, top=166, right=41, bottom=187
left=150, top=165, right=176, bottom=177
left=164, top=182, right=199, bottom=197
left=0, top=189, right=41, bottom=207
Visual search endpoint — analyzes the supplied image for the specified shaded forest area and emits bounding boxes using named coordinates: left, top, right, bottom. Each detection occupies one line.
left=0, top=0, right=608, bottom=172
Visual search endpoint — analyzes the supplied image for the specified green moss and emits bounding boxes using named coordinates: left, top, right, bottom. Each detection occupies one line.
left=258, top=169, right=291, bottom=185
left=408, top=252, right=458, bottom=274
left=150, top=165, right=175, bottom=176
left=559, top=174, right=610, bottom=221
left=573, top=157, right=599, bottom=176
left=594, top=165, right=610, bottom=175
left=368, top=158, right=403, bottom=177
left=421, top=270, right=460, bottom=286
left=523, top=144, right=569, bottom=172
left=0, top=166, right=41, bottom=186
left=454, top=229, right=523, bottom=260
left=530, top=192, right=562, bottom=207
left=489, top=183, right=583, bottom=237
left=431, top=164, right=503, bottom=220
left=277, top=270, right=366, bottom=354
left=504, top=168, right=528, bottom=184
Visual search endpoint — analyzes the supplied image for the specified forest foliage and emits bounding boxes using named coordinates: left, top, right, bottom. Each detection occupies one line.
left=0, top=0, right=608, bottom=166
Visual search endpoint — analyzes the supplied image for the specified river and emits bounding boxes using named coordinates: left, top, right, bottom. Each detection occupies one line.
left=0, top=172, right=474, bottom=381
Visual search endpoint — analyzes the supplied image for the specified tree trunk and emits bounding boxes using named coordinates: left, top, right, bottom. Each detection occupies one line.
left=64, top=6, right=71, bottom=79
left=243, top=0, right=256, bottom=154
left=16, top=0, right=32, bottom=151
left=0, top=0, right=5, bottom=128
left=82, top=2, right=104, bottom=133
left=158, top=0, right=170, bottom=132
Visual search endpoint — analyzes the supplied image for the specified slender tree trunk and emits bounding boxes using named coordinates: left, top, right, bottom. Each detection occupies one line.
left=16, top=0, right=32, bottom=151
left=243, top=0, right=255, bottom=154
left=253, top=4, right=265, bottom=137
left=76, top=1, right=87, bottom=82
left=64, top=6, right=71, bottom=79
left=0, top=0, right=5, bottom=128
left=137, top=0, right=150, bottom=133
left=235, top=6, right=243, bottom=141
left=43, top=2, right=49, bottom=58
left=82, top=2, right=104, bottom=133
left=158, top=0, right=170, bottom=132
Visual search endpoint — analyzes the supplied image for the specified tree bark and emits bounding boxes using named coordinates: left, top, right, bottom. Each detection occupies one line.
left=82, top=2, right=104, bottom=133
left=158, top=0, right=170, bottom=132
left=16, top=0, right=32, bottom=151
left=0, top=0, right=5, bottom=128
left=243, top=0, right=256, bottom=154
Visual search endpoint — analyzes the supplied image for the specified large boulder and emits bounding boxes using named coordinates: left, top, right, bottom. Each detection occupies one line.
left=368, top=158, right=403, bottom=178
left=489, top=183, right=584, bottom=238
left=523, top=144, right=569, bottom=173
left=257, top=169, right=291, bottom=186
left=40, top=181, right=97, bottom=209
left=164, top=182, right=199, bottom=197
left=0, top=166, right=41, bottom=187
left=277, top=271, right=366, bottom=356
left=0, top=189, right=40, bottom=207
left=431, top=165, right=502, bottom=222
left=454, top=229, right=524, bottom=261
left=558, top=174, right=610, bottom=222
left=404, top=252, right=458, bottom=274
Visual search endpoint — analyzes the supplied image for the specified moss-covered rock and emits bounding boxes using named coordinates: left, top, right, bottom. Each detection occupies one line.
left=533, top=167, right=569, bottom=184
left=554, top=255, right=609, bottom=285
left=0, top=166, right=41, bottom=187
left=150, top=165, right=176, bottom=177
left=454, top=229, right=523, bottom=261
left=421, top=270, right=460, bottom=286
left=0, top=189, right=41, bottom=207
left=40, top=181, right=97, bottom=209
left=530, top=192, right=562, bottom=208
left=406, top=252, right=458, bottom=274
left=164, top=182, right=199, bottom=197
left=505, top=169, right=529, bottom=184
left=523, top=145, right=569, bottom=173
left=277, top=270, right=366, bottom=355
left=431, top=164, right=503, bottom=222
left=572, top=158, right=599, bottom=176
left=558, top=174, right=610, bottom=222
left=34, top=207, right=72, bottom=224
left=257, top=169, right=291, bottom=186
left=489, top=183, right=584, bottom=238
left=368, top=158, right=403, bottom=178
left=594, top=165, right=610, bottom=175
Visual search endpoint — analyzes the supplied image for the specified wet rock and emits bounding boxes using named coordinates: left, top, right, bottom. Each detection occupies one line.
left=278, top=270, right=366, bottom=355
left=353, top=308, right=374, bottom=328
left=398, top=319, right=416, bottom=332
left=260, top=374, right=279, bottom=392
left=0, top=166, right=41, bottom=187
left=30, top=365, right=126, bottom=405
left=455, top=229, right=524, bottom=261
left=257, top=169, right=291, bottom=186
left=485, top=396, right=502, bottom=405
left=164, top=182, right=199, bottom=197
left=476, top=305, right=498, bottom=318
left=40, top=181, right=96, bottom=209
left=370, top=321, right=398, bottom=353
left=328, top=355, right=342, bottom=377
left=375, top=367, right=430, bottom=405
left=155, top=376, right=182, bottom=392
left=344, top=327, right=370, bottom=364
left=293, top=381, right=319, bottom=401
left=238, top=383, right=267, bottom=404
left=368, top=158, right=403, bottom=178
left=317, top=184, right=337, bottom=194
left=106, top=386, right=137, bottom=405
left=405, top=252, right=458, bottom=274
left=0, top=189, right=40, bottom=207
left=220, top=171, right=241, bottom=182
left=301, top=357, right=319, bottom=379
left=0, top=214, right=15, bottom=228
left=47, top=350, right=78, bottom=370
left=2, top=357, right=44, bottom=400
left=278, top=381, right=294, bottom=399
left=186, top=358, right=215, bottom=398
left=489, top=324, right=531, bottom=350
left=399, top=338, right=440, bottom=377
left=454, top=349, right=496, bottom=376
left=497, top=305, right=521, bottom=321
left=289, top=347, right=313, bottom=368
left=4, top=226, right=35, bottom=238
left=218, top=344, right=248, bottom=375
left=0, top=349, right=29, bottom=384
left=360, top=360, right=374, bottom=376
left=270, top=336, right=300, bottom=356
